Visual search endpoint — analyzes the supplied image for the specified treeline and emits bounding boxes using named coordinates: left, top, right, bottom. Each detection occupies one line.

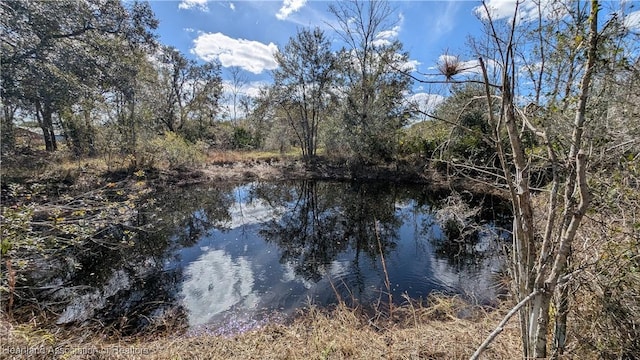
left=1, top=0, right=422, bottom=167
left=3, top=1, right=639, bottom=173
left=1, top=0, right=225, bottom=168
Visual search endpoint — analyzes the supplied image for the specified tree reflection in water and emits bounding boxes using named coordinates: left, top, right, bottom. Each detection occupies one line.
left=258, top=181, right=401, bottom=282
left=19, top=180, right=511, bottom=335
left=255, top=182, right=509, bottom=305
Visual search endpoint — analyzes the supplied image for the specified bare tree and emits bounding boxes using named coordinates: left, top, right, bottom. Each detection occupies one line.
left=226, top=66, right=248, bottom=123
left=468, top=1, right=600, bottom=358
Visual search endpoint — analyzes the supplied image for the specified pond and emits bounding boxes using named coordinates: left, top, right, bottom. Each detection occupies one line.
left=31, top=180, right=511, bottom=335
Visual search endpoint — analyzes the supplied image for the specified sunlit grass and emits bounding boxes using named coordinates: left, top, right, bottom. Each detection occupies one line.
left=1, top=296, right=522, bottom=360
left=207, top=149, right=303, bottom=163
left=1, top=147, right=306, bottom=181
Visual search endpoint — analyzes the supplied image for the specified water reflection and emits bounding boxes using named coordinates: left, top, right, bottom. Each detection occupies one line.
left=260, top=182, right=406, bottom=279
left=182, top=250, right=258, bottom=326
left=176, top=181, right=509, bottom=327
left=23, top=180, right=510, bottom=333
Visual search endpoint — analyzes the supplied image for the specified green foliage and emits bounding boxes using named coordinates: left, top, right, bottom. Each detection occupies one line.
left=153, top=46, right=223, bottom=134
left=446, top=112, right=495, bottom=164
left=143, top=132, right=206, bottom=169
left=430, top=85, right=500, bottom=170
left=1, top=110, right=16, bottom=154
left=328, top=1, right=413, bottom=163
left=232, top=126, right=256, bottom=150
left=398, top=135, right=433, bottom=158
left=337, top=44, right=412, bottom=163
left=272, top=27, right=337, bottom=161
left=1, top=0, right=158, bottom=152
left=397, top=120, right=449, bottom=161
left=59, top=106, right=96, bottom=157
left=321, top=117, right=352, bottom=161
left=1, top=204, right=34, bottom=259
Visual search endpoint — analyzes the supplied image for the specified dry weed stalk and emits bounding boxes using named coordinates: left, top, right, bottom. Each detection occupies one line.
left=374, top=218, right=393, bottom=318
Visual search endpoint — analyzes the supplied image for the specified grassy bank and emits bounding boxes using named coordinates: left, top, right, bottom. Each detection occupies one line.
left=1, top=296, right=521, bottom=360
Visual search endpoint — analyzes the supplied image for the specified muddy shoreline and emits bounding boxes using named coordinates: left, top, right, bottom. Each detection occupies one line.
left=166, top=159, right=509, bottom=199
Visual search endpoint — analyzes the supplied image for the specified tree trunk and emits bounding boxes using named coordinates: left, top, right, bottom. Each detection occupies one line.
left=84, top=106, right=96, bottom=156
left=552, top=279, right=570, bottom=358
left=35, top=100, right=57, bottom=152
left=1, top=104, right=17, bottom=152
left=532, top=291, right=552, bottom=358
left=503, top=79, right=538, bottom=357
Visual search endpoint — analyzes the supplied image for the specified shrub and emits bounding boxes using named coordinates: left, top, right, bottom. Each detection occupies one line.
left=232, top=126, right=255, bottom=150
left=141, top=132, right=206, bottom=170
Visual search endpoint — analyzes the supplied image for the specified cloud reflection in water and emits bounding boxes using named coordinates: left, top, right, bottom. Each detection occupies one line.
left=181, top=250, right=258, bottom=326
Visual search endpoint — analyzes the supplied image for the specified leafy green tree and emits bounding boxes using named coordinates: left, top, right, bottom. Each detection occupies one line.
left=1, top=0, right=157, bottom=152
left=329, top=0, right=413, bottom=163
left=272, top=27, right=337, bottom=162
left=106, top=50, right=157, bottom=156
left=432, top=84, right=499, bottom=173
left=153, top=46, right=223, bottom=136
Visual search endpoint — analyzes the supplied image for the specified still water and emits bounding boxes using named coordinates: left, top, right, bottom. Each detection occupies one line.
left=47, top=180, right=510, bottom=334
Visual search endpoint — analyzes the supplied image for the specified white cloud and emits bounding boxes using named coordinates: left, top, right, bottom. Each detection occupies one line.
left=184, top=27, right=195, bottom=33
left=191, top=33, right=279, bottom=74
left=457, top=59, right=484, bottom=76
left=276, top=0, right=307, bottom=20
left=219, top=198, right=283, bottom=228
left=373, top=12, right=404, bottom=47
left=229, top=2, right=235, bottom=11
left=372, top=25, right=401, bottom=47
left=518, top=61, right=542, bottom=76
left=410, top=93, right=445, bottom=108
left=281, top=6, right=336, bottom=30
left=434, top=2, right=461, bottom=36
left=178, top=0, right=208, bottom=12
left=408, top=93, right=445, bottom=121
left=344, top=48, right=418, bottom=75
left=403, top=59, right=420, bottom=72
left=220, top=80, right=267, bottom=99
left=474, top=0, right=567, bottom=22
left=393, top=53, right=419, bottom=73
left=218, top=81, right=269, bottom=120
left=624, top=10, right=640, bottom=31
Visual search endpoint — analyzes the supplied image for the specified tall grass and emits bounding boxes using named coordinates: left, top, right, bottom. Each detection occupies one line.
left=1, top=295, right=522, bottom=360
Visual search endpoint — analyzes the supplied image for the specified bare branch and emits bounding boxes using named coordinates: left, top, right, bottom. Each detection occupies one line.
left=470, top=289, right=541, bottom=360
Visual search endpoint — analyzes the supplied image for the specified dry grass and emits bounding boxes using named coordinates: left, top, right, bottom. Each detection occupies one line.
left=207, top=149, right=302, bottom=164
left=1, top=148, right=305, bottom=188
left=1, top=296, right=522, bottom=360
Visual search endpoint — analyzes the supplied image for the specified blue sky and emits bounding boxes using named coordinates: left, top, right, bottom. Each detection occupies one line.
left=148, top=1, right=486, bottom=99
left=149, top=1, right=481, bottom=72
left=147, top=0, right=640, bottom=113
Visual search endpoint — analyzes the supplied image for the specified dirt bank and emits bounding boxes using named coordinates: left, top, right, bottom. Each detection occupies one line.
left=193, top=159, right=507, bottom=199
